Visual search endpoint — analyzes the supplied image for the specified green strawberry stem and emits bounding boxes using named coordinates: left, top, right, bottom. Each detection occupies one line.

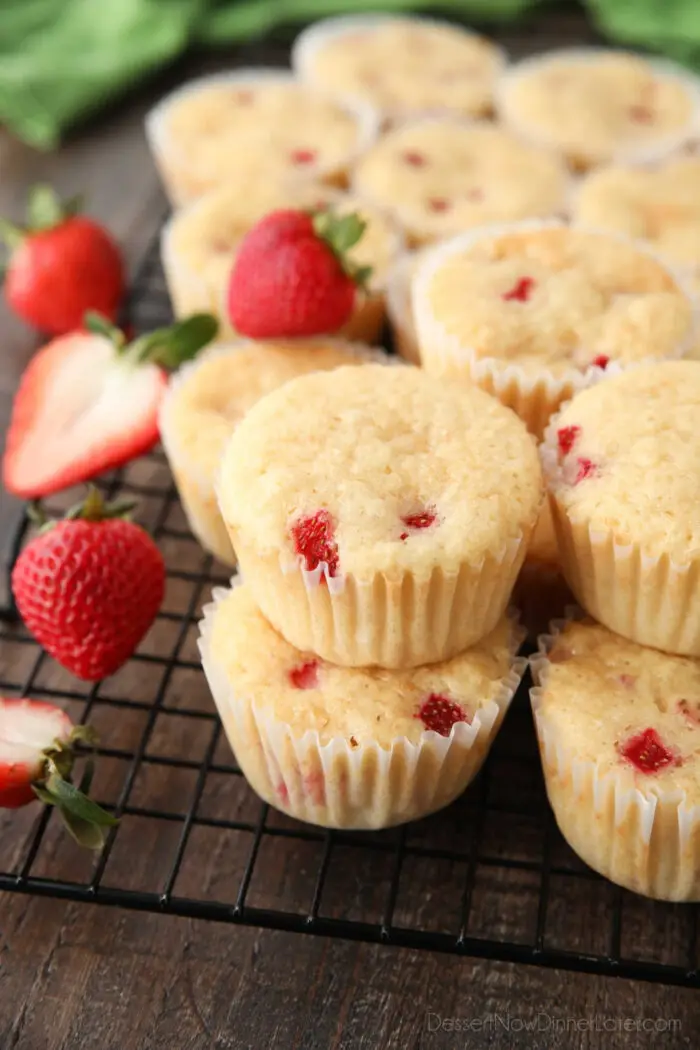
left=312, top=210, right=373, bottom=293
left=30, top=487, right=138, bottom=536
left=0, top=184, right=84, bottom=253
left=32, top=725, right=118, bottom=849
left=84, top=310, right=219, bottom=370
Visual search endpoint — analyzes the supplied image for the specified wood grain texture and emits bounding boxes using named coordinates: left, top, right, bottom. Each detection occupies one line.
left=0, top=12, right=697, bottom=1050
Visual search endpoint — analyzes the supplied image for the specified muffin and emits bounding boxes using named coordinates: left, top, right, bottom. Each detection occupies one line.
left=531, top=616, right=700, bottom=900
left=199, top=580, right=526, bottom=829
left=497, top=49, right=700, bottom=171
left=512, top=502, right=572, bottom=639
left=574, top=156, right=700, bottom=272
left=292, top=14, right=506, bottom=123
left=145, top=69, right=379, bottom=206
left=162, top=181, right=403, bottom=345
left=541, top=360, right=700, bottom=656
left=217, top=364, right=543, bottom=668
left=352, top=118, right=571, bottom=247
left=412, top=221, right=696, bottom=436
left=159, top=339, right=385, bottom=564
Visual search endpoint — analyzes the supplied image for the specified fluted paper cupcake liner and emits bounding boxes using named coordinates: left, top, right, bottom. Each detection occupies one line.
left=496, top=48, right=700, bottom=171
left=145, top=68, right=381, bottom=207
left=292, top=14, right=507, bottom=126
left=530, top=614, right=700, bottom=900
left=220, top=528, right=531, bottom=669
left=540, top=416, right=700, bottom=656
left=160, top=340, right=390, bottom=568
left=198, top=583, right=527, bottom=829
left=412, top=219, right=699, bottom=438
left=386, top=250, right=426, bottom=365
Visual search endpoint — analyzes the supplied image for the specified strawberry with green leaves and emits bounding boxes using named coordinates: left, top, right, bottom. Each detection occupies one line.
left=12, top=488, right=166, bottom=682
left=227, top=208, right=372, bottom=338
left=1, top=184, right=125, bottom=334
left=3, top=310, right=218, bottom=499
left=0, top=696, right=117, bottom=848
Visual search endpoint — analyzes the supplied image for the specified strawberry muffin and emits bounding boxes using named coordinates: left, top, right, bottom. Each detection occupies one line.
left=574, top=156, right=700, bottom=273
left=292, top=14, right=506, bottom=123
left=199, top=580, right=526, bottom=829
left=159, top=339, right=385, bottom=565
left=352, top=118, right=571, bottom=247
left=217, top=364, right=543, bottom=668
left=541, top=361, right=700, bottom=656
left=162, top=182, right=403, bottom=345
left=413, top=221, right=696, bottom=436
left=145, top=69, right=379, bottom=206
left=497, top=49, right=700, bottom=171
left=532, top=616, right=700, bottom=900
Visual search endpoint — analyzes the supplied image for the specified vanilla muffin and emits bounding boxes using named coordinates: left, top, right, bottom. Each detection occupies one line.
left=217, top=365, right=542, bottom=668
left=497, top=49, right=700, bottom=171
left=353, top=118, right=571, bottom=247
left=293, top=14, right=506, bottom=123
left=541, top=361, right=700, bottom=656
left=159, top=339, right=384, bottom=564
left=145, top=69, right=379, bottom=206
left=512, top=502, right=572, bottom=639
left=574, top=157, right=700, bottom=272
left=199, top=581, right=526, bottom=828
left=413, top=221, right=696, bottom=436
left=532, top=616, right=700, bottom=900
left=162, top=181, right=402, bottom=344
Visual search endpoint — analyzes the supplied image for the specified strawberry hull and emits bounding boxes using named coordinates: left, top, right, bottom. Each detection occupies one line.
left=0, top=698, right=72, bottom=808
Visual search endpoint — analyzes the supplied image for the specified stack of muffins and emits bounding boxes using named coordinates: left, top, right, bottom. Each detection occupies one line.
left=150, top=15, right=700, bottom=899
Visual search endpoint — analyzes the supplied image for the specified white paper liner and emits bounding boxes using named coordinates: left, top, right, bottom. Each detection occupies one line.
left=291, top=14, right=508, bottom=125
left=496, top=48, right=700, bottom=170
left=161, top=185, right=405, bottom=343
left=144, top=67, right=382, bottom=206
left=530, top=610, right=700, bottom=899
left=198, top=580, right=527, bottom=829
left=539, top=409, right=700, bottom=656
left=159, top=339, right=392, bottom=567
left=412, top=218, right=699, bottom=437
left=385, top=250, right=423, bottom=365
left=220, top=528, right=531, bottom=669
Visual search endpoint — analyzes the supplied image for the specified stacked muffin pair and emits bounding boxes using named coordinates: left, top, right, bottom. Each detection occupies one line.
left=193, top=365, right=544, bottom=830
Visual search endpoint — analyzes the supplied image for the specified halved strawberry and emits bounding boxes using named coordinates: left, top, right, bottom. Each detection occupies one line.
left=0, top=697, right=117, bottom=848
left=3, top=311, right=218, bottom=499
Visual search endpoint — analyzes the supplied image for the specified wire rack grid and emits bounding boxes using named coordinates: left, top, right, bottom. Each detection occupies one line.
left=1, top=163, right=700, bottom=993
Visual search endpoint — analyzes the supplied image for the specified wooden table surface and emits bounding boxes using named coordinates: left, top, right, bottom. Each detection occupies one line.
left=1, top=14, right=698, bottom=1050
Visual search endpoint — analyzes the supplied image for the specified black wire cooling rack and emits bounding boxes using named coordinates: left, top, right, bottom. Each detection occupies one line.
left=0, top=227, right=699, bottom=991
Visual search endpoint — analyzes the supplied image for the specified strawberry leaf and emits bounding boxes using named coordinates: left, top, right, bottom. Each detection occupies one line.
left=84, top=310, right=126, bottom=348
left=28, top=185, right=65, bottom=231
left=129, top=313, right=219, bottom=370
left=57, top=806, right=109, bottom=850
left=312, top=209, right=373, bottom=290
left=0, top=216, right=24, bottom=251
left=44, top=772, right=118, bottom=827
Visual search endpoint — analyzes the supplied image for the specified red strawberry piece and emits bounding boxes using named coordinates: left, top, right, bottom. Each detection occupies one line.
left=12, top=487, right=166, bottom=681
left=557, top=425, right=580, bottom=457
left=616, top=673, right=637, bottom=688
left=503, top=277, right=535, bottom=302
left=617, top=727, right=679, bottom=774
left=0, top=184, right=124, bottom=336
left=276, top=781, right=290, bottom=805
left=402, top=151, right=427, bottom=167
left=0, top=696, right=117, bottom=847
left=236, top=90, right=254, bottom=105
left=290, top=148, right=317, bottom=166
left=427, top=198, right=450, bottom=213
left=677, top=699, right=700, bottom=725
left=415, top=694, right=470, bottom=737
left=574, top=457, right=597, bottom=484
left=288, top=660, right=319, bottom=689
left=629, top=105, right=653, bottom=123
left=290, top=510, right=339, bottom=577
left=400, top=507, right=437, bottom=540
left=227, top=209, right=371, bottom=339
left=465, top=188, right=484, bottom=202
left=2, top=311, right=217, bottom=499
left=592, top=354, right=610, bottom=369
left=303, top=771, right=326, bottom=806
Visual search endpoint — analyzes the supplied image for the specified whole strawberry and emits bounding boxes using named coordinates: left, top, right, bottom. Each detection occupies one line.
left=0, top=184, right=124, bottom=334
left=227, top=208, right=372, bottom=338
left=12, top=488, right=166, bottom=681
